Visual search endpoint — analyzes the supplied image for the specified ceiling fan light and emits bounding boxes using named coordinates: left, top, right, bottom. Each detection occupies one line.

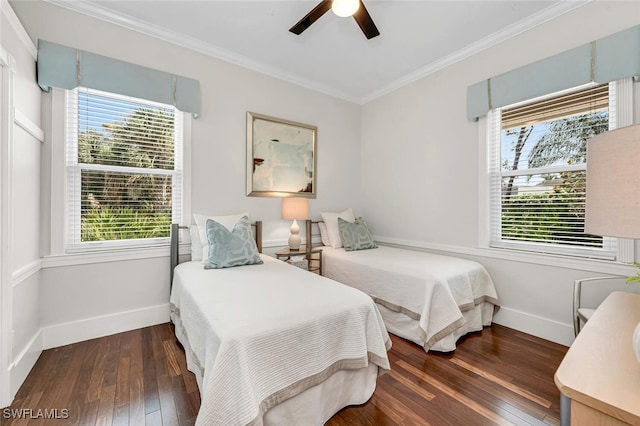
left=331, top=0, right=359, bottom=17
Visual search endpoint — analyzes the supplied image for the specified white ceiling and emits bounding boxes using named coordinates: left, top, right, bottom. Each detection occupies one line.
left=46, top=0, right=587, bottom=103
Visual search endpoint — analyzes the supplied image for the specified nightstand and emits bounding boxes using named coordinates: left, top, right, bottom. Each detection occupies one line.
left=275, top=247, right=323, bottom=276
left=555, top=292, right=640, bottom=425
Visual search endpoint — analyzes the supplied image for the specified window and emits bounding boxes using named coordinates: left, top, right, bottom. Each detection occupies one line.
left=488, top=83, right=616, bottom=259
left=66, top=87, right=183, bottom=251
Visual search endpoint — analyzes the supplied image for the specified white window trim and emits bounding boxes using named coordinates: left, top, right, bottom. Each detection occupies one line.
left=45, top=88, right=191, bottom=266
left=478, top=79, right=636, bottom=266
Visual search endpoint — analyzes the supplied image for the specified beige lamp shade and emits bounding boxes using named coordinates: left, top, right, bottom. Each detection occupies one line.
left=281, top=197, right=309, bottom=220
left=281, top=197, right=309, bottom=250
left=585, top=124, right=640, bottom=239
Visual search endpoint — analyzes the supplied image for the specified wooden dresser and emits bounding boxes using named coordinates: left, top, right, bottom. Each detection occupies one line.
left=555, top=291, right=640, bottom=425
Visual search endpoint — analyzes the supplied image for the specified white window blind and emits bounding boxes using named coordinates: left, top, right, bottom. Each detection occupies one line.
left=488, top=83, right=617, bottom=259
left=66, top=87, right=183, bottom=251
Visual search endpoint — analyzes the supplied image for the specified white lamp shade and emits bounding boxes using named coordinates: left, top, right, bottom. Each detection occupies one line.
left=281, top=197, right=309, bottom=220
left=585, top=124, right=640, bottom=239
left=331, top=0, right=360, bottom=17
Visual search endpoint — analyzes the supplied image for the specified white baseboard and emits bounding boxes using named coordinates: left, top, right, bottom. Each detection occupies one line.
left=493, top=306, right=574, bottom=347
left=9, top=329, right=42, bottom=400
left=41, top=303, right=170, bottom=350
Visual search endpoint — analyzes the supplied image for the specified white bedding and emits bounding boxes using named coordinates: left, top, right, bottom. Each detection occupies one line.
left=322, top=245, right=499, bottom=352
left=170, top=255, right=391, bottom=425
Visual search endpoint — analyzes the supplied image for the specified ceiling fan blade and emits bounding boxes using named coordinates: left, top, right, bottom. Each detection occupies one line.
left=289, top=0, right=332, bottom=35
left=353, top=0, right=380, bottom=39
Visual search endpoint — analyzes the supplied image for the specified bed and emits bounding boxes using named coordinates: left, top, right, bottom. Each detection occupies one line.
left=169, top=217, right=391, bottom=426
left=308, top=214, right=499, bottom=353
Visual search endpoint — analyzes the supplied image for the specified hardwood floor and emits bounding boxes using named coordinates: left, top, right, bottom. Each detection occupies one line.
left=3, top=323, right=567, bottom=425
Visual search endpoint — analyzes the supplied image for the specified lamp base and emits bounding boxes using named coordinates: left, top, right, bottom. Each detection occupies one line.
left=288, top=219, right=301, bottom=250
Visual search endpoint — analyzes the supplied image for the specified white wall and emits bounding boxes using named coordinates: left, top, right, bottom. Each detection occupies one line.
left=361, top=1, right=640, bottom=345
left=6, top=0, right=640, bottom=367
left=1, top=0, right=43, bottom=405
left=10, top=0, right=363, bottom=349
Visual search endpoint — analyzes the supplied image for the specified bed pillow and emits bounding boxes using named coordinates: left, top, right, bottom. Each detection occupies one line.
left=338, top=217, right=377, bottom=251
left=320, top=208, right=355, bottom=248
left=194, top=212, right=250, bottom=263
left=318, top=222, right=332, bottom=246
left=190, top=225, right=203, bottom=262
left=205, top=216, right=263, bottom=269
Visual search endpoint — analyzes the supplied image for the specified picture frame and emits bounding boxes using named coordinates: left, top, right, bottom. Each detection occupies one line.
left=246, top=112, right=317, bottom=198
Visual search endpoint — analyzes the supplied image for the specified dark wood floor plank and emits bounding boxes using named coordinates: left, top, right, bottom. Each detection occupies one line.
left=1, top=323, right=567, bottom=425
left=156, top=374, right=180, bottom=426
left=171, top=374, right=196, bottom=426
left=94, top=383, right=115, bottom=425
left=400, top=349, right=554, bottom=424
left=11, top=349, right=59, bottom=401
left=111, top=402, right=130, bottom=426
left=66, top=335, right=107, bottom=425
left=128, top=328, right=146, bottom=426
left=142, top=327, right=161, bottom=415
left=78, top=399, right=99, bottom=426
left=84, top=336, right=109, bottom=403
left=114, top=330, right=132, bottom=409
left=152, top=326, right=181, bottom=426
left=397, top=358, right=514, bottom=426
left=40, top=343, right=83, bottom=415
left=146, top=409, right=163, bottom=426
left=162, top=340, right=181, bottom=377
left=101, top=333, right=122, bottom=390
left=365, top=388, right=407, bottom=425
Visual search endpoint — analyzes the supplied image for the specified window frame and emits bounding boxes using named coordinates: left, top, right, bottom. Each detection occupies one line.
left=486, top=82, right=618, bottom=260
left=64, top=87, right=185, bottom=253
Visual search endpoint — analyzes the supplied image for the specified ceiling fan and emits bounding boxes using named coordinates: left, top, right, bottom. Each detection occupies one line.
left=289, top=0, right=380, bottom=40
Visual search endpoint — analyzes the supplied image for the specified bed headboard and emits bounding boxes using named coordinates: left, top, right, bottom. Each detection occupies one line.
left=305, top=219, right=322, bottom=251
left=169, top=221, right=263, bottom=286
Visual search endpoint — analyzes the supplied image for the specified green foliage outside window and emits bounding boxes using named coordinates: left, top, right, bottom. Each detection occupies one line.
left=500, top=109, right=609, bottom=249
left=77, top=103, right=175, bottom=242
left=81, top=206, right=171, bottom=241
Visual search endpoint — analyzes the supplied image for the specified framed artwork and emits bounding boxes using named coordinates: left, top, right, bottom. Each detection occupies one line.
left=246, top=112, right=317, bottom=198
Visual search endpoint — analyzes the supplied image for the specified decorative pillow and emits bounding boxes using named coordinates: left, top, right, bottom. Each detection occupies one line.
left=320, top=208, right=355, bottom=248
left=205, top=216, right=263, bottom=269
left=190, top=225, right=202, bottom=261
left=338, top=217, right=377, bottom=252
left=318, top=222, right=331, bottom=246
left=194, top=211, right=250, bottom=263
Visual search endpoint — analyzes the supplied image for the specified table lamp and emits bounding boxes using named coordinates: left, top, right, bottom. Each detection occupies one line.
left=281, top=197, right=309, bottom=250
left=584, top=123, right=640, bottom=363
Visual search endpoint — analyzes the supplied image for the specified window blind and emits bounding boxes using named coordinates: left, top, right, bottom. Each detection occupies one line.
left=489, top=83, right=616, bottom=259
left=66, top=87, right=183, bottom=251
left=501, top=84, right=609, bottom=130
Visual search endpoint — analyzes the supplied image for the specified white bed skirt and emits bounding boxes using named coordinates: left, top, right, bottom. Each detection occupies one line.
left=174, top=315, right=379, bottom=425
left=377, top=301, right=495, bottom=352
left=263, top=364, right=378, bottom=425
left=322, top=245, right=499, bottom=353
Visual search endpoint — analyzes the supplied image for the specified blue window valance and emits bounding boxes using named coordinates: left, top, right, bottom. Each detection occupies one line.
left=37, top=40, right=200, bottom=116
left=467, top=25, right=640, bottom=121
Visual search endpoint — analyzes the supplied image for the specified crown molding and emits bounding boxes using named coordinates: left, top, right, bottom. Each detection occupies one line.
left=43, top=0, right=360, bottom=104
left=44, top=0, right=589, bottom=105
left=361, top=0, right=591, bottom=103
